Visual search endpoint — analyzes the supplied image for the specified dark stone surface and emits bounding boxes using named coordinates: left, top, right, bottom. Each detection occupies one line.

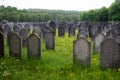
left=73, top=37, right=91, bottom=66
left=44, top=26, right=55, bottom=50
left=68, top=26, right=75, bottom=37
left=58, top=24, right=65, bottom=37
left=101, top=38, right=120, bottom=69
left=19, top=28, right=29, bottom=47
left=27, top=33, right=41, bottom=59
left=0, top=31, right=4, bottom=57
left=9, top=33, right=22, bottom=58
left=7, top=31, right=14, bottom=46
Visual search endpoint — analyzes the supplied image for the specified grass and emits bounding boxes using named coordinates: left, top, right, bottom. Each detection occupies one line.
left=0, top=31, right=120, bottom=80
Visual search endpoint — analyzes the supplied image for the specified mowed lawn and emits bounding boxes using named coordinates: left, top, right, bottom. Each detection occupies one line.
left=0, top=31, right=120, bottom=80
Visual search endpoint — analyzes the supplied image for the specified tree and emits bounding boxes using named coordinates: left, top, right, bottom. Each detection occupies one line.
left=109, top=1, right=120, bottom=21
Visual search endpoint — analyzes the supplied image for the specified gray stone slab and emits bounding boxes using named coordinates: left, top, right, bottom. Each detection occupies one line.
left=101, top=38, right=120, bottom=69
left=9, top=33, right=22, bottom=58
left=73, top=37, right=91, bottom=66
left=19, top=28, right=29, bottom=47
left=93, top=33, right=105, bottom=53
left=27, top=33, right=41, bottom=59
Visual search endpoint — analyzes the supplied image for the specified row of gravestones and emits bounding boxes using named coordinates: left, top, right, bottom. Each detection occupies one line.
left=73, top=36, right=120, bottom=69
left=0, top=31, right=55, bottom=58
left=0, top=21, right=77, bottom=38
left=78, top=22, right=120, bottom=54
left=78, top=21, right=120, bottom=40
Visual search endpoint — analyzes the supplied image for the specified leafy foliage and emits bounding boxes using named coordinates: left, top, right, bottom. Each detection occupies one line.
left=0, top=5, right=80, bottom=22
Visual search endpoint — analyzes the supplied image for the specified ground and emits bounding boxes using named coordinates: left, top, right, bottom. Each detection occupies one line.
left=0, top=31, right=120, bottom=80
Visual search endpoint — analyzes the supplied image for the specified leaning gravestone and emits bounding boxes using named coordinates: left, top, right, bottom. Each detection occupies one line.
left=58, top=25, right=65, bottom=37
left=7, top=31, right=14, bottom=46
left=101, top=38, right=120, bottom=69
left=0, top=31, right=4, bottom=57
left=19, top=28, right=29, bottom=47
left=9, top=33, right=22, bottom=58
left=45, top=27, right=55, bottom=50
left=73, top=37, right=91, bottom=66
left=93, top=33, right=105, bottom=53
left=27, top=33, right=41, bottom=59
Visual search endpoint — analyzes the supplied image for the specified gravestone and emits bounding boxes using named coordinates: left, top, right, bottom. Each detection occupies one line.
left=58, top=24, right=65, bottom=37
left=13, top=24, right=20, bottom=32
left=68, top=26, right=75, bottom=37
left=27, top=33, right=41, bottom=59
left=45, top=27, right=55, bottom=50
left=7, top=31, right=14, bottom=46
left=73, top=37, right=91, bottom=66
left=9, top=33, right=22, bottom=58
left=47, top=21, right=56, bottom=33
left=19, top=28, right=29, bottom=47
left=24, top=24, right=31, bottom=33
left=0, top=32, right=4, bottom=57
left=32, top=27, right=41, bottom=37
left=101, top=38, right=120, bottom=69
left=3, top=24, right=11, bottom=37
left=93, top=33, right=105, bottom=53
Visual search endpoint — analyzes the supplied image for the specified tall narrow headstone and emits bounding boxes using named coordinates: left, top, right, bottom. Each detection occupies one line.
left=101, top=38, right=120, bottom=69
left=73, top=37, right=91, bottom=66
left=58, top=25, right=65, bottom=37
left=45, top=27, right=55, bottom=50
left=47, top=21, right=56, bottom=33
left=93, top=33, right=105, bottom=53
left=27, top=33, right=41, bottom=59
left=24, top=24, right=31, bottom=33
left=7, top=31, right=14, bottom=46
left=0, top=32, right=4, bottom=57
left=9, top=33, right=22, bottom=58
left=68, top=27, right=75, bottom=37
left=19, top=28, right=29, bottom=47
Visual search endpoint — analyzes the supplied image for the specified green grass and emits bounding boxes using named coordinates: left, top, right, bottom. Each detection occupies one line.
left=0, top=32, right=120, bottom=80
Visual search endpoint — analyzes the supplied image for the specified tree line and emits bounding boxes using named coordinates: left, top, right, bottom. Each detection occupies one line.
left=0, top=0, right=119, bottom=22
left=0, top=5, right=80, bottom=22
left=80, top=0, right=120, bottom=22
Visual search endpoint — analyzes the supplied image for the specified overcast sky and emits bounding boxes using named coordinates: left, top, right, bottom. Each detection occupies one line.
left=0, top=0, right=115, bottom=11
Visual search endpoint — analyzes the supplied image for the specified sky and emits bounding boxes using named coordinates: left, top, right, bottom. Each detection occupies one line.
left=0, top=0, right=115, bottom=11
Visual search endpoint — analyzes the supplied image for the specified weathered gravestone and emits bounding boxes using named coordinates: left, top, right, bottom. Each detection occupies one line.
left=47, top=21, right=56, bottom=33
left=13, top=24, right=21, bottom=32
left=27, top=33, right=41, bottom=59
left=68, top=26, right=75, bottom=37
left=73, top=37, right=91, bottom=66
left=45, top=27, right=55, bottom=50
left=77, top=27, right=88, bottom=39
left=19, top=28, right=29, bottom=47
left=7, top=31, right=14, bottom=46
left=24, top=24, right=31, bottom=34
left=93, top=33, right=105, bottom=53
left=101, top=38, right=120, bottom=69
left=9, top=33, right=22, bottom=58
left=32, top=27, right=41, bottom=37
left=89, top=22, right=100, bottom=40
left=2, top=24, right=11, bottom=37
left=0, top=31, right=4, bottom=57
left=58, top=24, right=65, bottom=37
